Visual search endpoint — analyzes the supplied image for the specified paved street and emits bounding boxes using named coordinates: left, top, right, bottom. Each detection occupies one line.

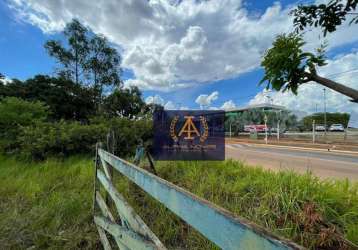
left=225, top=143, right=358, bottom=180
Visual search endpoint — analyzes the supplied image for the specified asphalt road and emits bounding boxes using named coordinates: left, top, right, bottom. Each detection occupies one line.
left=225, top=143, right=358, bottom=180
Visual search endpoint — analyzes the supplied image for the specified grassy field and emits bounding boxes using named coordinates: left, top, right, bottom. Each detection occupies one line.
left=1, top=155, right=358, bottom=249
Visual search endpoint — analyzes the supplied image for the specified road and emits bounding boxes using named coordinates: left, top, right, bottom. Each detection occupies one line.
left=225, top=143, right=358, bottom=180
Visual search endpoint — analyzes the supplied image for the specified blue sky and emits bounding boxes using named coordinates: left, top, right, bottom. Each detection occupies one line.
left=1, top=0, right=358, bottom=125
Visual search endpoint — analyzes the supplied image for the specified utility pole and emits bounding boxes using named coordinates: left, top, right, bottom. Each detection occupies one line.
left=264, top=114, right=268, bottom=144
left=312, top=120, right=316, bottom=144
left=323, top=88, right=327, bottom=137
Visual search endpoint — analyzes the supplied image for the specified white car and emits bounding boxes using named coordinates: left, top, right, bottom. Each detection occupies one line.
left=329, top=124, right=345, bottom=132
left=315, top=125, right=326, bottom=131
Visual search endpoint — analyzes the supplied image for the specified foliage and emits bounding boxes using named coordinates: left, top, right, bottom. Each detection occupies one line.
left=261, top=33, right=326, bottom=95
left=302, top=112, right=351, bottom=130
left=0, top=97, right=49, bottom=152
left=19, top=121, right=106, bottom=160
left=291, top=0, right=358, bottom=36
left=18, top=117, right=152, bottom=160
left=45, top=19, right=122, bottom=97
left=103, top=86, right=145, bottom=118
left=0, top=75, right=96, bottom=121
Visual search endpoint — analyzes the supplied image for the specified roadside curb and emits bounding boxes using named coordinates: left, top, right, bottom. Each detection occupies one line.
left=234, top=142, right=358, bottom=156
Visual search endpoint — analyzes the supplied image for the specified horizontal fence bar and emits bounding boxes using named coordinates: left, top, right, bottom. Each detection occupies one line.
left=96, top=226, right=112, bottom=250
left=96, top=191, right=115, bottom=222
left=95, top=191, right=130, bottom=250
left=99, top=149, right=304, bottom=250
left=96, top=169, right=166, bottom=249
left=95, top=216, right=156, bottom=250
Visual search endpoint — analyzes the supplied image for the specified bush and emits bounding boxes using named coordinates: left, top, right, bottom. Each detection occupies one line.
left=19, top=117, right=152, bottom=160
left=19, top=121, right=107, bottom=160
left=0, top=97, right=49, bottom=153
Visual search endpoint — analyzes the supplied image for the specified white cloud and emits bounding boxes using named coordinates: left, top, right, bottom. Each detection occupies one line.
left=145, top=94, right=164, bottom=105
left=195, top=91, right=219, bottom=109
left=10, top=0, right=358, bottom=92
left=0, top=75, right=12, bottom=85
left=221, top=100, right=236, bottom=110
left=249, top=52, right=358, bottom=126
left=164, top=101, right=176, bottom=110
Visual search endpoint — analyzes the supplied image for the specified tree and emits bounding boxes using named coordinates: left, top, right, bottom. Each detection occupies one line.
left=45, top=19, right=89, bottom=85
left=291, top=0, right=358, bottom=36
left=261, top=33, right=358, bottom=102
left=86, top=36, right=122, bottom=98
left=103, top=86, right=145, bottom=117
left=302, top=112, right=350, bottom=129
left=45, top=19, right=122, bottom=100
left=0, top=75, right=96, bottom=120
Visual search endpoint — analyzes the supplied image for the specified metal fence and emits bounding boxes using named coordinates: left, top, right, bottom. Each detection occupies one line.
left=93, top=145, right=304, bottom=250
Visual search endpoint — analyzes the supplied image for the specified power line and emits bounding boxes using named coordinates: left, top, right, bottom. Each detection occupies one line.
left=324, top=67, right=358, bottom=77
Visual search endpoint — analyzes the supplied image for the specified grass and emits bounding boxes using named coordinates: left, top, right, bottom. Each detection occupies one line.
left=1, top=155, right=358, bottom=249
left=0, top=155, right=98, bottom=249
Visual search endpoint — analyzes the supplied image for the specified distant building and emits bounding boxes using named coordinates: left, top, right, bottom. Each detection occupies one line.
left=225, top=103, right=286, bottom=115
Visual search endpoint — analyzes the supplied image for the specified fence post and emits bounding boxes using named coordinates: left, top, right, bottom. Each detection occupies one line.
left=93, top=142, right=100, bottom=214
left=312, top=120, right=316, bottom=144
left=277, top=121, right=280, bottom=141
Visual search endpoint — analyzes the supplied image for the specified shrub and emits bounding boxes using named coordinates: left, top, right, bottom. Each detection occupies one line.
left=0, top=97, right=49, bottom=153
left=19, top=117, right=152, bottom=160
left=19, top=121, right=106, bottom=160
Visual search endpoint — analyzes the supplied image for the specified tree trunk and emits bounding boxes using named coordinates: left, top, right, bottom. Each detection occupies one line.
left=309, top=73, right=358, bottom=102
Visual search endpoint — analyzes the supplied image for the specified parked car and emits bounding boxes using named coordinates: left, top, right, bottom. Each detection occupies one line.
left=315, top=125, right=326, bottom=131
left=244, top=124, right=267, bottom=132
left=329, top=124, right=345, bottom=132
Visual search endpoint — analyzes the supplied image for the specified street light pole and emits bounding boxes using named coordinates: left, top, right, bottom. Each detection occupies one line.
left=264, top=114, right=268, bottom=144
left=323, top=88, right=327, bottom=137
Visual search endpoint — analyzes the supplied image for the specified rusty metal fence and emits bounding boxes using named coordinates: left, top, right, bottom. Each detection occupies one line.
left=93, top=144, right=303, bottom=250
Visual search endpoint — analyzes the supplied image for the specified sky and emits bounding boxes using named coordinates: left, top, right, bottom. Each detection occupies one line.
left=1, top=0, right=358, bottom=126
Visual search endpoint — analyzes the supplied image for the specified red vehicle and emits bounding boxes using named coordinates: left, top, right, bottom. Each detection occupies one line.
left=244, top=124, right=267, bottom=132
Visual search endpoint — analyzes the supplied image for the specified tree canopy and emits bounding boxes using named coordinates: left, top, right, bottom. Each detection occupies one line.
left=45, top=19, right=122, bottom=97
left=291, top=0, right=358, bottom=36
left=261, top=33, right=358, bottom=102
left=0, top=75, right=96, bottom=121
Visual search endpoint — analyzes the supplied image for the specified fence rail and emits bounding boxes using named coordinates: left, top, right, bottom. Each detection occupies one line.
left=93, top=145, right=304, bottom=250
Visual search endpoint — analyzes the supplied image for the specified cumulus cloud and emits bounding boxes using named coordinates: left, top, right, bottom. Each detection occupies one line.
left=195, top=91, right=219, bottom=109
left=145, top=94, right=164, bottom=105
left=0, top=75, right=12, bottom=85
left=9, top=0, right=358, bottom=91
left=164, top=101, right=176, bottom=110
left=249, top=52, right=358, bottom=126
left=221, top=100, right=236, bottom=110
left=144, top=95, right=189, bottom=110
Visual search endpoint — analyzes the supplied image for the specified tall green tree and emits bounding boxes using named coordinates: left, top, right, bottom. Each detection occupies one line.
left=45, top=19, right=122, bottom=100
left=45, top=19, right=89, bottom=85
left=86, top=36, right=122, bottom=96
left=291, top=0, right=358, bottom=36
left=261, top=33, right=358, bottom=102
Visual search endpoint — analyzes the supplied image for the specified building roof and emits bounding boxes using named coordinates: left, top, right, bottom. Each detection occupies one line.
left=226, top=103, right=286, bottom=112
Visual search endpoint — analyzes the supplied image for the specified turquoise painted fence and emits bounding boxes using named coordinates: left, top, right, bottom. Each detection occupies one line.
left=93, top=145, right=304, bottom=250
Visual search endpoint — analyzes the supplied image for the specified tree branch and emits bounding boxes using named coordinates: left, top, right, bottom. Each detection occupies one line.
left=306, top=72, right=358, bottom=102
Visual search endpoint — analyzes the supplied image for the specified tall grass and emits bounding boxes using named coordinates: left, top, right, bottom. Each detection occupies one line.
left=118, top=160, right=358, bottom=249
left=1, top=155, right=357, bottom=249
left=0, top=155, right=98, bottom=249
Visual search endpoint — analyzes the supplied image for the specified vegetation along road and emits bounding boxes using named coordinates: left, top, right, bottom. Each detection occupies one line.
left=226, top=143, right=358, bottom=180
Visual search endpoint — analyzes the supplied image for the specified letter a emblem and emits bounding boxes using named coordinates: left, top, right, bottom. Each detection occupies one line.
left=178, top=116, right=200, bottom=140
